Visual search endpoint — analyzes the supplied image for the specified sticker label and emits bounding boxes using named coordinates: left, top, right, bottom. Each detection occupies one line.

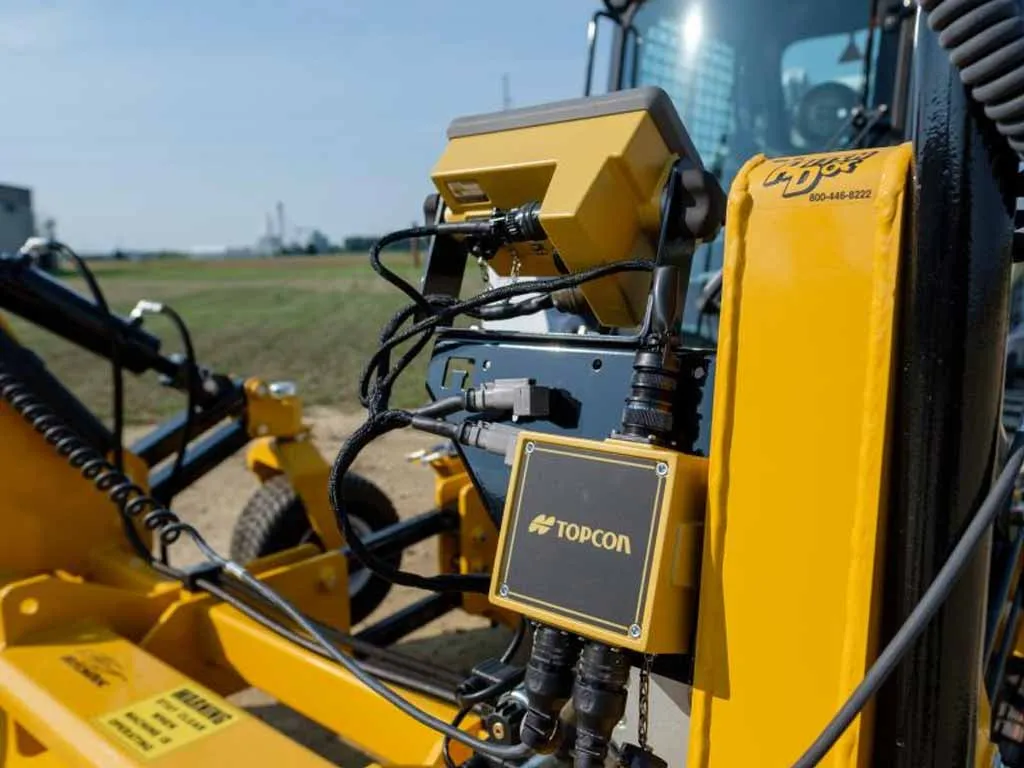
left=61, top=651, right=127, bottom=688
left=94, top=685, right=239, bottom=759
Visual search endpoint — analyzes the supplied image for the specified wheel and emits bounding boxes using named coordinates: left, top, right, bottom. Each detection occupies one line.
left=229, top=473, right=400, bottom=624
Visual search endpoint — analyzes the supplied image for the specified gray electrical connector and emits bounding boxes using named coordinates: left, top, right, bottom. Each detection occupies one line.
left=465, top=378, right=551, bottom=419
left=457, top=421, right=522, bottom=465
left=408, top=416, right=522, bottom=465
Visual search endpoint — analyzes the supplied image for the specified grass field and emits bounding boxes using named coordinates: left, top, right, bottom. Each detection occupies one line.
left=6, top=253, right=462, bottom=423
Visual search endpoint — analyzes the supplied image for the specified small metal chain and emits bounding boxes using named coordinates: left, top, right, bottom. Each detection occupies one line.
left=638, top=653, right=654, bottom=753
left=476, top=254, right=491, bottom=287
left=509, top=243, right=522, bottom=283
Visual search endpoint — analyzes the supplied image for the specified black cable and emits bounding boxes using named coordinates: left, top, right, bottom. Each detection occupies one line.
left=456, top=621, right=530, bottom=707
left=412, top=396, right=466, bottom=419
left=443, top=706, right=473, bottom=768
left=56, top=244, right=125, bottom=472
left=358, top=260, right=654, bottom=413
left=30, top=245, right=152, bottom=560
left=333, top=259, right=656, bottom=596
left=222, top=562, right=531, bottom=761
left=501, top=618, right=528, bottom=665
left=330, top=409, right=491, bottom=594
left=1, top=358, right=531, bottom=759
left=468, top=294, right=555, bottom=321
left=221, top=577, right=464, bottom=685
left=370, top=227, right=442, bottom=311
left=196, top=578, right=462, bottom=701
left=153, top=304, right=198, bottom=506
left=0, top=357, right=222, bottom=573
left=369, top=222, right=493, bottom=313
left=791, top=443, right=1024, bottom=767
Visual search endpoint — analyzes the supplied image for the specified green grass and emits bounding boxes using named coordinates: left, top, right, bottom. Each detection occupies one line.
left=6, top=253, right=467, bottom=424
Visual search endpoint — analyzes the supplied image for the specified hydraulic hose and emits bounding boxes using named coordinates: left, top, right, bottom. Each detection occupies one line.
left=920, top=0, right=1024, bottom=155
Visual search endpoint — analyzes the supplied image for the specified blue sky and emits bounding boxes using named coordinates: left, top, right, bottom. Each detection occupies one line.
left=1, top=2, right=593, bottom=251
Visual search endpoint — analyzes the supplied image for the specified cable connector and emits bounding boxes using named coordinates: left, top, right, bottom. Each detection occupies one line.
left=410, top=416, right=521, bottom=464
left=18, top=236, right=53, bottom=257
left=457, top=657, right=525, bottom=706
left=128, top=299, right=165, bottom=323
left=458, top=421, right=521, bottom=464
left=466, top=379, right=552, bottom=420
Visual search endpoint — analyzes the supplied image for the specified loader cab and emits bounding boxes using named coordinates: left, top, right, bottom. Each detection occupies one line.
left=583, top=3, right=1018, bottom=765
left=591, top=0, right=912, bottom=343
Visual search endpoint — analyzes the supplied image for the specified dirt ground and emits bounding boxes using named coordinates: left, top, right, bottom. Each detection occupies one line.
left=163, top=407, right=514, bottom=765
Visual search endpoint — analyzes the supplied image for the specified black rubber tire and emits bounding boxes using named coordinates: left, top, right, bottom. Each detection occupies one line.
left=229, top=473, right=400, bottom=624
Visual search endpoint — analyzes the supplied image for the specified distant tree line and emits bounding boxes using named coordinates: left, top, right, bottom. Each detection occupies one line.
left=343, top=235, right=429, bottom=253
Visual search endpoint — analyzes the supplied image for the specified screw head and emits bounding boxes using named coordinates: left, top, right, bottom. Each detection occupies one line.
left=499, top=583, right=510, bottom=597
left=656, top=462, right=669, bottom=477
left=629, top=624, right=642, bottom=638
left=256, top=424, right=269, bottom=436
left=524, top=441, right=536, bottom=454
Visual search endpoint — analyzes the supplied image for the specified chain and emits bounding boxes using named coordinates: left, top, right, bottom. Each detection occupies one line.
left=509, top=243, right=522, bottom=283
left=638, top=653, right=654, bottom=753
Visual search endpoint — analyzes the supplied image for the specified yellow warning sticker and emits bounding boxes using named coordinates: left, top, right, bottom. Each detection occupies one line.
left=94, top=685, right=239, bottom=760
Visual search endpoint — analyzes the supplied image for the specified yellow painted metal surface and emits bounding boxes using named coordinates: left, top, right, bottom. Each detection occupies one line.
left=139, top=549, right=349, bottom=696
left=243, top=378, right=305, bottom=440
left=976, top=688, right=997, bottom=768
left=489, top=431, right=707, bottom=653
left=245, top=435, right=344, bottom=550
left=0, top=398, right=145, bottom=578
left=0, top=573, right=175, bottom=648
left=432, top=107, right=684, bottom=327
left=429, top=455, right=516, bottom=625
left=0, top=624, right=334, bottom=766
left=205, top=605, right=467, bottom=766
left=689, top=146, right=913, bottom=766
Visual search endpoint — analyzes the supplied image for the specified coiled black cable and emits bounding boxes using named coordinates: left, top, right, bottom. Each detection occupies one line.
left=0, top=357, right=532, bottom=762
left=921, top=0, right=1024, bottom=154
left=0, top=362, right=215, bottom=571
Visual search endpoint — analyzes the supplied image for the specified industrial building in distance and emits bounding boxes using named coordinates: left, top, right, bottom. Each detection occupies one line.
left=0, top=184, right=34, bottom=255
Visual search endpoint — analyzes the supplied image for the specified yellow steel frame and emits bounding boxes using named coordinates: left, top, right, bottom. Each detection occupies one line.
left=0, top=365, right=487, bottom=767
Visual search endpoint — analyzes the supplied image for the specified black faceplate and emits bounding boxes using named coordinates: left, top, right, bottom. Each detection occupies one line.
left=498, top=440, right=663, bottom=637
left=425, top=328, right=715, bottom=524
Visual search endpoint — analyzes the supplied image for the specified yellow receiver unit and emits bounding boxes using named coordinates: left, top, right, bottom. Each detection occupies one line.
left=431, top=87, right=704, bottom=327
left=488, top=431, right=707, bottom=654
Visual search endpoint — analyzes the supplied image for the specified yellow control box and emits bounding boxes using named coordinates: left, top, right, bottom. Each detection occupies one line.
left=489, top=431, right=707, bottom=654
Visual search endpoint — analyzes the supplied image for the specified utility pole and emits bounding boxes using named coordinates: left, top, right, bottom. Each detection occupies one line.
left=502, top=73, right=512, bottom=110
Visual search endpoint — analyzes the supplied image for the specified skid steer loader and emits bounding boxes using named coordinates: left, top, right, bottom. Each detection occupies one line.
left=3, top=1, right=1024, bottom=767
